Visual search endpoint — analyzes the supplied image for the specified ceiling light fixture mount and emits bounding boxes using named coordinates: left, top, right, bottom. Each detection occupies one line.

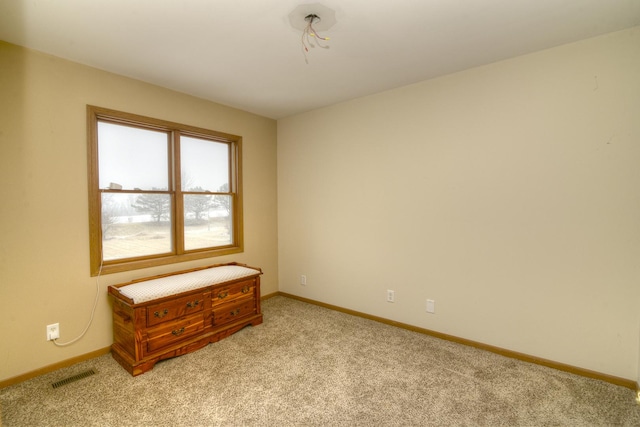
left=288, top=3, right=336, bottom=63
left=304, top=13, right=321, bottom=24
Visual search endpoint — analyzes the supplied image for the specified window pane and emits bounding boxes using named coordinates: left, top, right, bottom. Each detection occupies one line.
left=102, top=193, right=172, bottom=260
left=181, top=136, right=229, bottom=192
left=184, top=194, right=232, bottom=250
left=98, top=122, right=169, bottom=190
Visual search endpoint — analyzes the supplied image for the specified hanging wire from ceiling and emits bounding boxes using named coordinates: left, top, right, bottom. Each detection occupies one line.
left=301, top=14, right=330, bottom=64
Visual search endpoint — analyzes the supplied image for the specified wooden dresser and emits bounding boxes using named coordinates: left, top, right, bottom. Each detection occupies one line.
left=108, top=262, right=263, bottom=376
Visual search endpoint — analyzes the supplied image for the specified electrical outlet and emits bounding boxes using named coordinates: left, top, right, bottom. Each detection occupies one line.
left=300, top=275, right=307, bottom=286
left=46, top=323, right=60, bottom=341
left=387, top=290, right=395, bottom=303
left=426, top=299, right=435, bottom=314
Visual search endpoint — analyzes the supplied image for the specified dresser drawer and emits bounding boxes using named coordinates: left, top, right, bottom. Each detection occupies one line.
left=212, top=279, right=255, bottom=306
left=213, top=298, right=256, bottom=325
left=146, top=293, right=205, bottom=327
left=145, top=314, right=205, bottom=354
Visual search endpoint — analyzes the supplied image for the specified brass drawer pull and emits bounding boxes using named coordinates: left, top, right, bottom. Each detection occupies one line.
left=172, top=327, right=185, bottom=336
left=154, top=309, right=169, bottom=318
left=218, top=291, right=228, bottom=299
left=186, top=300, right=200, bottom=308
left=241, top=286, right=250, bottom=294
left=230, top=309, right=240, bottom=316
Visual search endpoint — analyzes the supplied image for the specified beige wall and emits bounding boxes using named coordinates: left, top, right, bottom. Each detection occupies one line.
left=278, top=27, right=640, bottom=380
left=0, top=42, right=278, bottom=382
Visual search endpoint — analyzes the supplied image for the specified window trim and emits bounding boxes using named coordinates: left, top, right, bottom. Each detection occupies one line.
left=87, top=105, right=243, bottom=276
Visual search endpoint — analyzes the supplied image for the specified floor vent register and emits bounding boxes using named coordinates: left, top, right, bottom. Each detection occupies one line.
left=51, top=369, right=96, bottom=389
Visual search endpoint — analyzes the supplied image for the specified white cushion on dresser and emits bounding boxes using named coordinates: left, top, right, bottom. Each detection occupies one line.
left=118, top=265, right=261, bottom=304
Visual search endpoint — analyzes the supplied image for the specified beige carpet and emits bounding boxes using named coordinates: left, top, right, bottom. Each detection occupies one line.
left=1, top=296, right=639, bottom=426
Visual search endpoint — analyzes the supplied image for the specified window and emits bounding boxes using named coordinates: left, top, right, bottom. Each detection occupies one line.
left=87, top=106, right=243, bottom=275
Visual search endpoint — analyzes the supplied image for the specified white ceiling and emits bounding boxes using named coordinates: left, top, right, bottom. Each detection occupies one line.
left=1, top=0, right=639, bottom=119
